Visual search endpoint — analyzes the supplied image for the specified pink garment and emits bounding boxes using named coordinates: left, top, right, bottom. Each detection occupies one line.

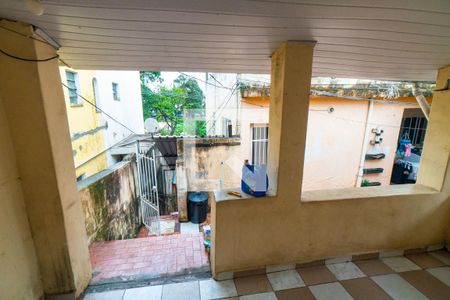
left=404, top=143, right=412, bottom=157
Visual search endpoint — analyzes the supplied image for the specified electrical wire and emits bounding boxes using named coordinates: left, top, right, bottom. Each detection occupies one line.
left=0, top=25, right=52, bottom=46
left=208, top=74, right=226, bottom=88
left=61, top=82, right=137, bottom=135
left=0, top=48, right=59, bottom=62
left=180, top=72, right=232, bottom=90
left=205, top=82, right=239, bottom=127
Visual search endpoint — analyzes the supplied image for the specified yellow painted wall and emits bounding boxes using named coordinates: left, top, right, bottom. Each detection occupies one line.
left=0, top=95, right=43, bottom=300
left=211, top=45, right=450, bottom=277
left=60, top=67, right=107, bottom=178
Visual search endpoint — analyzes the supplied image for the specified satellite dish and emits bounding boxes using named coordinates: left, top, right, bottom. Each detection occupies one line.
left=144, top=118, right=159, bottom=134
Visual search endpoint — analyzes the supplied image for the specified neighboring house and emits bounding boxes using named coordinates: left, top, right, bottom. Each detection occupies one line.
left=204, top=73, right=432, bottom=190
left=60, top=67, right=144, bottom=179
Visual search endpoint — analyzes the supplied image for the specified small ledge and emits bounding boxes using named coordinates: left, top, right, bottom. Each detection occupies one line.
left=213, top=188, right=256, bottom=202
left=301, top=184, right=439, bottom=203
left=213, top=187, right=276, bottom=203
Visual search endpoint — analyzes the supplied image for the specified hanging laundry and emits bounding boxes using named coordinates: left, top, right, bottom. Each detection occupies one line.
left=404, top=143, right=412, bottom=157
left=396, top=132, right=412, bottom=157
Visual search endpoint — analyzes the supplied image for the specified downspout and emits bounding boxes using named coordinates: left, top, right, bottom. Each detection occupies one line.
left=412, top=84, right=430, bottom=120
left=356, top=100, right=374, bottom=187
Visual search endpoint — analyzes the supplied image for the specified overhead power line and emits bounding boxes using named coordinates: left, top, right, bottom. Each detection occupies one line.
left=208, top=74, right=227, bottom=88
left=61, top=82, right=137, bottom=134
left=180, top=72, right=233, bottom=90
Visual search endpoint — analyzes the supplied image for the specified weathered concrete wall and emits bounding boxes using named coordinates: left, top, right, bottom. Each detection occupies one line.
left=176, top=138, right=242, bottom=221
left=79, top=161, right=141, bottom=244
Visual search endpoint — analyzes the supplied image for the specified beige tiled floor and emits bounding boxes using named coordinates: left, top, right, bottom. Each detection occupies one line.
left=84, top=250, right=450, bottom=300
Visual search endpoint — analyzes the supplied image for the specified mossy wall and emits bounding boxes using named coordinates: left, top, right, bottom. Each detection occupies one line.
left=79, top=161, right=140, bottom=245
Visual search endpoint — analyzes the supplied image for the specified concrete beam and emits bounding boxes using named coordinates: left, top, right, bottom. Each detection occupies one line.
left=417, top=65, right=450, bottom=191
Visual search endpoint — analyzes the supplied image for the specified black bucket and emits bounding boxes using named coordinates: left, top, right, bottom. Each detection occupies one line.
left=187, top=191, right=208, bottom=224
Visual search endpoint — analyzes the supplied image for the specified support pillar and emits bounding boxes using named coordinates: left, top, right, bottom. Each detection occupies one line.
left=0, top=20, right=91, bottom=298
left=267, top=41, right=315, bottom=199
left=417, top=65, right=450, bottom=191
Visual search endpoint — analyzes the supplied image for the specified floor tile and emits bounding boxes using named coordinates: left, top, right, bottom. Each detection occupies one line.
left=430, top=251, right=450, bottom=265
left=381, top=256, right=421, bottom=272
left=266, top=263, right=296, bottom=273
left=180, top=222, right=199, bottom=234
left=266, top=270, right=305, bottom=291
left=340, top=277, right=391, bottom=300
left=325, top=256, right=352, bottom=264
left=354, top=259, right=393, bottom=276
left=371, top=273, right=428, bottom=300
left=275, top=287, right=315, bottom=300
left=427, top=266, right=450, bottom=287
left=162, top=281, right=200, bottom=300
left=239, top=292, right=277, bottom=300
left=400, top=270, right=450, bottom=300
left=406, top=253, right=445, bottom=268
left=326, top=262, right=366, bottom=280
left=234, top=275, right=272, bottom=296
left=123, top=285, right=162, bottom=300
left=309, top=282, right=353, bottom=300
left=296, top=265, right=337, bottom=286
left=199, top=279, right=238, bottom=300
left=84, top=290, right=125, bottom=300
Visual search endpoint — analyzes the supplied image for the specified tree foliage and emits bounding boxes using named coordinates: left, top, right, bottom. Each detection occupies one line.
left=140, top=72, right=206, bottom=136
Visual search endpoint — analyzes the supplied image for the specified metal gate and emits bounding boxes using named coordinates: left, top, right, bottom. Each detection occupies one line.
left=135, top=141, right=160, bottom=235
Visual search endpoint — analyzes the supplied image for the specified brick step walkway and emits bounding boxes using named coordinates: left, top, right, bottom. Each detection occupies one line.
left=89, top=233, right=210, bottom=284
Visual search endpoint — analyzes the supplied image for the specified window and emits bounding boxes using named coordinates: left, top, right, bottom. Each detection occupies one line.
left=398, top=111, right=427, bottom=147
left=251, top=124, right=268, bottom=165
left=112, top=82, right=120, bottom=101
left=92, top=78, right=101, bottom=112
left=66, top=71, right=81, bottom=106
left=222, top=118, right=232, bottom=137
left=76, top=173, right=86, bottom=182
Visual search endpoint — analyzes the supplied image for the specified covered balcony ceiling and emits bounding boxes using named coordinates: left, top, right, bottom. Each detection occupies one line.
left=1, top=0, right=449, bottom=81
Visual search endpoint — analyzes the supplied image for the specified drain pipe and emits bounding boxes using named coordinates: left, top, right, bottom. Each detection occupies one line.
left=356, top=100, right=374, bottom=187
left=412, top=84, right=430, bottom=121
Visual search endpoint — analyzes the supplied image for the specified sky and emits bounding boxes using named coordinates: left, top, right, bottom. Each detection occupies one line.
left=160, top=72, right=207, bottom=90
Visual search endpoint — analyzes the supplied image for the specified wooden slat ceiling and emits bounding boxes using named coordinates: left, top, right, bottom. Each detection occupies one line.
left=1, top=0, right=449, bottom=81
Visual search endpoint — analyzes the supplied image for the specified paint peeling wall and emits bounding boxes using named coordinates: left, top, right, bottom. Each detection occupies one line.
left=59, top=67, right=108, bottom=178
left=78, top=160, right=141, bottom=245
left=176, top=138, right=242, bottom=220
